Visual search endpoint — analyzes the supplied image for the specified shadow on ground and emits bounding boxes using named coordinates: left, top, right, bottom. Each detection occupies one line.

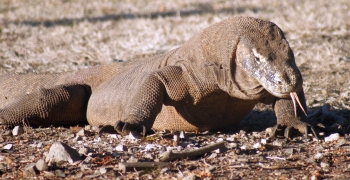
left=4, top=3, right=261, bottom=27
left=223, top=106, right=350, bottom=136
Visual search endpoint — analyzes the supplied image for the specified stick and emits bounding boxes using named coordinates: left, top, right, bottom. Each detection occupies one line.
left=119, top=162, right=169, bottom=173
left=159, top=141, right=225, bottom=162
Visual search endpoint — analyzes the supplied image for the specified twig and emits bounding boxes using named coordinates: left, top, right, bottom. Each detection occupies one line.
left=229, top=165, right=249, bottom=169
left=118, top=162, right=169, bottom=173
left=266, top=156, right=286, bottom=160
left=159, top=141, right=225, bottom=162
left=259, top=164, right=303, bottom=170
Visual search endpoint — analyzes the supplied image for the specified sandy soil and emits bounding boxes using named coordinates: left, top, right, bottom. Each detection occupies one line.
left=0, top=0, right=349, bottom=179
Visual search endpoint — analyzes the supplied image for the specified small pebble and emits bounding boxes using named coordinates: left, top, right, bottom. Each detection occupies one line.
left=45, top=142, right=81, bottom=164
left=115, top=144, right=127, bottom=151
left=183, top=174, right=196, bottom=180
left=23, top=163, right=38, bottom=177
left=160, top=167, right=168, bottom=174
left=284, top=148, right=294, bottom=156
left=207, top=153, right=217, bottom=159
left=314, top=153, right=323, bottom=160
left=91, top=126, right=100, bottom=132
left=36, top=142, right=43, bottom=148
left=127, top=156, right=138, bottom=163
left=253, top=143, right=261, bottom=149
left=3, top=144, right=12, bottom=150
left=35, top=159, right=48, bottom=171
left=43, top=171, right=55, bottom=178
left=143, top=153, right=153, bottom=159
left=84, top=125, right=91, bottom=130
left=272, top=139, right=284, bottom=147
left=76, top=129, right=85, bottom=136
left=78, top=147, right=89, bottom=155
left=99, top=167, right=107, bottom=174
left=128, top=131, right=141, bottom=139
left=12, top=126, right=24, bottom=136
left=179, top=131, right=185, bottom=139
left=324, top=133, right=340, bottom=142
left=320, top=162, right=329, bottom=168
left=55, top=169, right=65, bottom=178
left=144, top=144, right=157, bottom=151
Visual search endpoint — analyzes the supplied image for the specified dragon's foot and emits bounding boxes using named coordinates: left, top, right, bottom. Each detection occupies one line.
left=268, top=121, right=319, bottom=140
left=114, top=120, right=147, bottom=136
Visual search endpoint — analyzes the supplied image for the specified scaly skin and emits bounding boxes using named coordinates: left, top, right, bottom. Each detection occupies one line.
left=0, top=16, right=314, bottom=138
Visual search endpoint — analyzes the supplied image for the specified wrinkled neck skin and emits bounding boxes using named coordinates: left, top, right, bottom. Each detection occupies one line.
left=215, top=59, right=272, bottom=101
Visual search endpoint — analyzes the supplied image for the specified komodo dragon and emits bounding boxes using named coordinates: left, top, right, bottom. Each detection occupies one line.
left=0, top=16, right=316, bottom=138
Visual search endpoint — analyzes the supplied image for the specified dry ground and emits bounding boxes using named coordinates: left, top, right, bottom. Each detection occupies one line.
left=0, top=0, right=349, bottom=179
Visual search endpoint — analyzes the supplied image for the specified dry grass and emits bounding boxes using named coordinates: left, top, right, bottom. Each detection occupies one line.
left=0, top=0, right=349, bottom=110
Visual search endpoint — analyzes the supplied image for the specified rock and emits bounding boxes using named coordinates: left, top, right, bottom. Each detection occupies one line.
left=3, top=144, right=12, bottom=150
left=183, top=174, right=196, bottom=180
left=76, top=129, right=85, bottom=136
left=272, top=139, right=284, bottom=147
left=320, top=162, right=329, bottom=168
left=91, top=126, right=100, bottom=132
left=226, top=143, right=237, bottom=149
left=74, top=172, right=83, bottom=179
left=226, top=137, right=234, bottom=142
left=173, top=135, right=179, bottom=146
left=207, top=165, right=216, bottom=172
left=35, top=159, right=48, bottom=171
left=144, top=144, right=158, bottom=151
left=55, top=169, right=65, bottom=178
left=12, top=126, right=24, bottom=136
left=99, top=167, right=107, bottom=174
left=115, top=144, right=127, bottom=151
left=78, top=147, right=89, bottom=155
left=127, top=156, right=138, bottom=163
left=160, top=167, right=169, bottom=174
left=207, top=153, right=217, bottom=159
left=179, top=131, right=186, bottom=139
left=315, top=145, right=324, bottom=152
left=45, top=142, right=81, bottom=164
left=324, top=133, right=340, bottom=142
left=334, top=138, right=346, bottom=148
left=3, top=130, right=11, bottom=136
left=36, top=142, right=43, bottom=148
left=284, top=148, right=294, bottom=156
left=314, top=153, right=323, bottom=160
left=84, top=125, right=91, bottom=130
left=43, top=171, right=55, bottom=178
left=128, top=130, right=142, bottom=139
left=23, top=163, right=38, bottom=177
left=143, top=152, right=153, bottom=159
left=320, top=162, right=330, bottom=172
left=253, top=143, right=261, bottom=149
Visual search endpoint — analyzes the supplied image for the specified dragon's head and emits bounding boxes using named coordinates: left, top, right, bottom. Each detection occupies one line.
left=235, top=22, right=303, bottom=98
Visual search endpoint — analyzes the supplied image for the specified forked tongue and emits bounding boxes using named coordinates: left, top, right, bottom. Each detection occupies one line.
left=290, top=92, right=307, bottom=117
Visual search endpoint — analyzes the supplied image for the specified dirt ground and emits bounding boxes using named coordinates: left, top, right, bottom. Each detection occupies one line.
left=0, top=0, right=349, bottom=179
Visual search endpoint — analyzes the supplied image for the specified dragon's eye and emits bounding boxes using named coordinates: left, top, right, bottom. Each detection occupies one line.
left=255, top=57, right=260, bottom=62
